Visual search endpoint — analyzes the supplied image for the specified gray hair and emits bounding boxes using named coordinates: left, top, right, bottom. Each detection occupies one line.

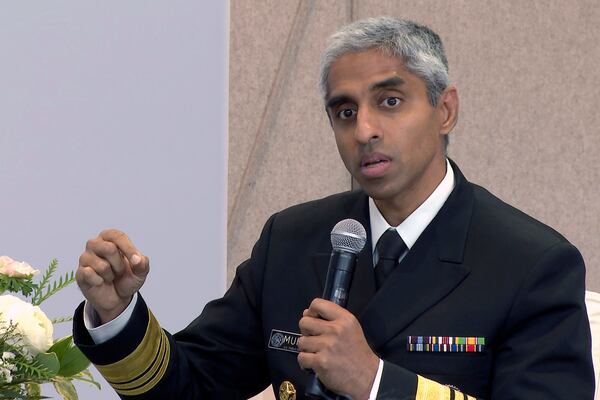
left=319, top=17, right=450, bottom=107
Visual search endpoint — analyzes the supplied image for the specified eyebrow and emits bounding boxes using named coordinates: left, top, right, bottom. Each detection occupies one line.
left=369, top=76, right=406, bottom=91
left=325, top=76, right=406, bottom=110
left=325, top=95, right=353, bottom=110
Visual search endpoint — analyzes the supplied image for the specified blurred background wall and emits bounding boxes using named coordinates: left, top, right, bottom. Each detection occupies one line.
left=230, top=1, right=600, bottom=398
left=0, top=2, right=228, bottom=399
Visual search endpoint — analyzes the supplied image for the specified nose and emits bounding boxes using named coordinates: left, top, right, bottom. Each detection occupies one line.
left=354, top=106, right=381, bottom=145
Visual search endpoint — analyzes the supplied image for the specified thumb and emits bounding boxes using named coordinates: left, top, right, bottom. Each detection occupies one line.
left=130, top=254, right=150, bottom=278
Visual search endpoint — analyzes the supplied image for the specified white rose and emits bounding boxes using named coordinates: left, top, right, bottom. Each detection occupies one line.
left=0, top=257, right=39, bottom=278
left=0, top=295, right=53, bottom=354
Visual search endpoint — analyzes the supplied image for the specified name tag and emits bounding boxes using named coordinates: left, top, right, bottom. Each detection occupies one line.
left=268, top=329, right=301, bottom=353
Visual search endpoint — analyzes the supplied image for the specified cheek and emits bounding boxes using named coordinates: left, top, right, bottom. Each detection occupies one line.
left=333, top=133, right=356, bottom=167
left=401, top=113, right=441, bottom=150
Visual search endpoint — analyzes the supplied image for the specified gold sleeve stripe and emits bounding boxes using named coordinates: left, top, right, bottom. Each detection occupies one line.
left=415, top=375, right=477, bottom=400
left=416, top=375, right=451, bottom=400
left=114, top=335, right=171, bottom=396
left=95, top=310, right=171, bottom=396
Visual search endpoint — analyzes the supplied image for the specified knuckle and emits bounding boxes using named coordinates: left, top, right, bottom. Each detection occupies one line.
left=318, top=355, right=329, bottom=370
left=78, top=267, right=94, bottom=282
left=331, top=323, right=343, bottom=336
left=85, top=239, right=97, bottom=251
left=323, top=339, right=335, bottom=353
left=298, top=316, right=306, bottom=328
left=102, top=241, right=119, bottom=257
left=75, top=268, right=84, bottom=283
left=92, top=260, right=111, bottom=276
left=100, top=228, right=117, bottom=237
left=341, top=316, right=353, bottom=330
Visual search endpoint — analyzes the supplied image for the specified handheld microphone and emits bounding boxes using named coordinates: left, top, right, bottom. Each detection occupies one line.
left=305, top=219, right=367, bottom=400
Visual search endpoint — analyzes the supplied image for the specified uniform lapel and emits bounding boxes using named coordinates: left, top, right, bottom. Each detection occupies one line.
left=360, top=161, right=474, bottom=351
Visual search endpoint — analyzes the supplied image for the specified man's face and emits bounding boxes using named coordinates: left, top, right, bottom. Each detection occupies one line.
left=325, top=49, right=452, bottom=221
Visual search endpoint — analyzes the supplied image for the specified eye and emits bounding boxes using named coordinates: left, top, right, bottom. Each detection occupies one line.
left=337, top=108, right=357, bottom=120
left=380, top=97, right=401, bottom=108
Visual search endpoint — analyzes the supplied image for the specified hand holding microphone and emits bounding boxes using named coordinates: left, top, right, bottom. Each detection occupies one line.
left=299, top=220, right=379, bottom=400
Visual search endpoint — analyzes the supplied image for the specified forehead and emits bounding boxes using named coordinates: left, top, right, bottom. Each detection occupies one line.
left=326, top=49, right=422, bottom=99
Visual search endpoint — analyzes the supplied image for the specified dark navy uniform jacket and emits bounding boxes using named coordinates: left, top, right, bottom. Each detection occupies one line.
left=74, top=161, right=594, bottom=399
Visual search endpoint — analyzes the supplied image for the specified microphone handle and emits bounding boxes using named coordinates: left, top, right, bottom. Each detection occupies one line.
left=305, top=250, right=357, bottom=400
left=323, top=250, right=356, bottom=307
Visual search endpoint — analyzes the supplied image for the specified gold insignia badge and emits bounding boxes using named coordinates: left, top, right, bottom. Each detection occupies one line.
left=279, top=380, right=296, bottom=400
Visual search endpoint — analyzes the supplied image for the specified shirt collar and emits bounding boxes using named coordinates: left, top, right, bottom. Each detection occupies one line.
left=369, top=158, right=455, bottom=254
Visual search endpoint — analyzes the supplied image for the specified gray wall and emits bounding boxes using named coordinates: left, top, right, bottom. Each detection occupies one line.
left=0, top=2, right=228, bottom=399
left=228, top=0, right=600, bottom=288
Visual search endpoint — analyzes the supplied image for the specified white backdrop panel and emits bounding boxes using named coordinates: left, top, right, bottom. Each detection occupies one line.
left=0, top=2, right=228, bottom=399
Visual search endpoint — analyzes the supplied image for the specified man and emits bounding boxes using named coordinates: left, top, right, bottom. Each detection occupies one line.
left=73, top=17, right=594, bottom=399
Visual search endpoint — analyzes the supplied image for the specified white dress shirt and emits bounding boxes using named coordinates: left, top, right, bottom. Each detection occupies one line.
left=367, top=159, right=454, bottom=399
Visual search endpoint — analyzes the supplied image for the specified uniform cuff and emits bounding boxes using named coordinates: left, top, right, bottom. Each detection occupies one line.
left=83, top=293, right=139, bottom=344
left=368, top=358, right=384, bottom=399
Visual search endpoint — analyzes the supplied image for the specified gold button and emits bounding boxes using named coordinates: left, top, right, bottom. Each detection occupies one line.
left=279, top=380, right=296, bottom=400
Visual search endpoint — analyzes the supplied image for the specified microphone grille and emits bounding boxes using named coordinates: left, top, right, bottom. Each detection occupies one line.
left=330, top=219, right=367, bottom=254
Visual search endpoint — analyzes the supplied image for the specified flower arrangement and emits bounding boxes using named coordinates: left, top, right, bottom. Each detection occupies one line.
left=0, top=256, right=98, bottom=399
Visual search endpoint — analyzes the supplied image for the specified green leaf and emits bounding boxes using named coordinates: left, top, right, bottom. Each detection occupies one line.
left=57, top=345, right=90, bottom=377
left=0, top=387, right=26, bottom=399
left=49, top=335, right=73, bottom=359
left=72, top=369, right=102, bottom=390
left=32, top=270, right=75, bottom=306
left=0, top=274, right=37, bottom=297
left=53, top=377, right=78, bottom=400
left=51, top=316, right=73, bottom=324
left=35, top=351, right=60, bottom=376
left=25, top=383, right=41, bottom=397
left=49, top=335, right=90, bottom=377
left=31, top=259, right=57, bottom=304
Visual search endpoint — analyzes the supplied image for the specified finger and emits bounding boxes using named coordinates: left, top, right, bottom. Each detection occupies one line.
left=297, top=351, right=318, bottom=372
left=308, top=298, right=345, bottom=321
left=131, top=255, right=150, bottom=278
left=122, top=255, right=150, bottom=279
left=299, top=315, right=333, bottom=336
left=79, top=251, right=115, bottom=282
left=86, top=238, right=126, bottom=276
left=76, top=265, right=104, bottom=288
left=297, top=335, right=325, bottom=353
left=99, top=229, right=143, bottom=266
left=303, top=307, right=318, bottom=318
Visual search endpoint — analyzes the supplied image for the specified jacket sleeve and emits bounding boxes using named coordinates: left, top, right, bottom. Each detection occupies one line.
left=375, top=241, right=594, bottom=400
left=73, top=215, right=278, bottom=399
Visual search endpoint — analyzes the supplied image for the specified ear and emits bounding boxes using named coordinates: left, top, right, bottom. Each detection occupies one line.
left=436, top=86, right=459, bottom=135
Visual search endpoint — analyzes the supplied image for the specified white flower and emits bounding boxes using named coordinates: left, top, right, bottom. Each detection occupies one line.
left=0, top=295, right=53, bottom=354
left=0, top=256, right=39, bottom=278
left=0, top=351, right=16, bottom=383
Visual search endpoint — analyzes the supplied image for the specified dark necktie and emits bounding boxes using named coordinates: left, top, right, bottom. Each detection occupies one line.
left=374, top=229, right=407, bottom=289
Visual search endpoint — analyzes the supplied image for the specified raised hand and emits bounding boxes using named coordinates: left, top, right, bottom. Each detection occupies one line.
left=76, top=229, right=150, bottom=324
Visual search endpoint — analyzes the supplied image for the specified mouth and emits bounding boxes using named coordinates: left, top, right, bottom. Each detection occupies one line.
left=360, top=153, right=391, bottom=177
